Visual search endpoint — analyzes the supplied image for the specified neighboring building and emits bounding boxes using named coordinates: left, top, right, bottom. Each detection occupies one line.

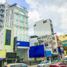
left=34, top=19, right=54, bottom=36
left=58, top=35, right=67, bottom=56
left=0, top=3, right=14, bottom=53
left=0, top=3, right=29, bottom=63
left=38, top=35, right=58, bottom=54
left=7, top=4, right=29, bottom=61
left=0, top=3, right=13, bottom=66
left=30, top=35, right=58, bottom=53
left=30, top=19, right=64, bottom=59
left=0, top=4, right=5, bottom=50
left=33, top=19, right=58, bottom=53
left=58, top=34, right=67, bottom=41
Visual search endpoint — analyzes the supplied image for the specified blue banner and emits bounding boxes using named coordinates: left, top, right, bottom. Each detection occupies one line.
left=29, top=45, right=45, bottom=58
left=16, top=41, right=30, bottom=47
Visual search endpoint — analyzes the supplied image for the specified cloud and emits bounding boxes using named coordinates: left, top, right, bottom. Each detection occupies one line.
left=26, top=0, right=67, bottom=35
left=0, top=0, right=6, bottom=3
left=28, top=10, right=41, bottom=24
left=28, top=10, right=41, bottom=36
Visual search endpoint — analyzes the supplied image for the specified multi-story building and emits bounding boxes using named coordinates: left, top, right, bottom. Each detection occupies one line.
left=0, top=4, right=5, bottom=50
left=0, top=3, right=29, bottom=63
left=34, top=19, right=54, bottom=36
left=0, top=3, right=14, bottom=54
left=37, top=35, right=58, bottom=54
left=30, top=19, right=61, bottom=59
left=6, top=4, right=29, bottom=62
left=33, top=19, right=58, bottom=53
left=7, top=4, right=28, bottom=41
left=0, top=3, right=13, bottom=66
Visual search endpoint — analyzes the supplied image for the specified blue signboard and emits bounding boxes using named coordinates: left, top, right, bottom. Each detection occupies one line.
left=16, top=41, right=30, bottom=47
left=45, top=51, right=52, bottom=57
left=29, top=45, right=45, bottom=58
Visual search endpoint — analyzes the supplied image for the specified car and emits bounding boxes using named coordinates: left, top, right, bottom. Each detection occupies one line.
left=49, top=62, right=67, bottom=67
left=37, top=60, right=51, bottom=67
left=5, top=63, right=28, bottom=67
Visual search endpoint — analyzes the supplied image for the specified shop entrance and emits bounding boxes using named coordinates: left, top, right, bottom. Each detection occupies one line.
left=17, top=48, right=29, bottom=62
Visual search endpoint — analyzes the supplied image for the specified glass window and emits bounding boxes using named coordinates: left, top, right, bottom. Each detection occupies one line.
left=5, top=30, right=11, bottom=45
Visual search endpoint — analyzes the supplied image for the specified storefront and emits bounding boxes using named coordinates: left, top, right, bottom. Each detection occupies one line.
left=16, top=41, right=30, bottom=62
left=0, top=58, right=5, bottom=67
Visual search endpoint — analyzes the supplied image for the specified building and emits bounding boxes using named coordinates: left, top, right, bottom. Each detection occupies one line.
left=7, top=4, right=28, bottom=41
left=0, top=3, right=29, bottom=64
left=38, top=35, right=58, bottom=54
left=34, top=19, right=54, bottom=36
left=0, top=4, right=5, bottom=50
left=7, top=4, right=29, bottom=62
left=0, top=3, right=13, bottom=66
left=58, top=35, right=67, bottom=56
left=33, top=19, right=58, bottom=53
left=29, top=19, right=64, bottom=60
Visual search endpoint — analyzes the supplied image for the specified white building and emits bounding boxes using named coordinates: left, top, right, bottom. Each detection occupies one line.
left=0, top=4, right=5, bottom=50
left=7, top=4, right=29, bottom=61
left=34, top=19, right=54, bottom=36
left=0, top=3, right=29, bottom=62
left=33, top=19, right=59, bottom=54
left=38, top=35, right=58, bottom=54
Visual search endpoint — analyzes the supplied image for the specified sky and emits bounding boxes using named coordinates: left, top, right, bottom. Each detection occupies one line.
left=0, top=0, right=67, bottom=35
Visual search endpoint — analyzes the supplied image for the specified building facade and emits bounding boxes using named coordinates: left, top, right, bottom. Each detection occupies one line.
left=58, top=35, right=67, bottom=56
left=33, top=19, right=58, bottom=53
left=34, top=19, right=54, bottom=36
left=0, top=4, right=5, bottom=50
left=0, top=3, right=29, bottom=62
left=8, top=4, right=29, bottom=41
left=7, top=4, right=29, bottom=61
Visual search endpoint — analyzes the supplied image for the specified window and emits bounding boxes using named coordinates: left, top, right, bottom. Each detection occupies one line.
left=0, top=9, right=4, bottom=13
left=5, top=30, right=11, bottom=45
left=34, top=24, right=36, bottom=27
left=43, top=20, right=47, bottom=23
left=0, top=14, right=4, bottom=18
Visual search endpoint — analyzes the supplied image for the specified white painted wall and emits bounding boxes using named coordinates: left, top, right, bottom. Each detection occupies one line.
left=34, top=19, right=53, bottom=36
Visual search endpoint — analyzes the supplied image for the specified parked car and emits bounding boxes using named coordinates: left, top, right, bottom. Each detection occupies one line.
left=5, top=63, right=28, bottom=67
left=49, top=62, right=67, bottom=67
left=37, top=60, right=51, bottom=67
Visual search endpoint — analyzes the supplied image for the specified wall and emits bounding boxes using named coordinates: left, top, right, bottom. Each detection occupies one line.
left=34, top=19, right=53, bottom=36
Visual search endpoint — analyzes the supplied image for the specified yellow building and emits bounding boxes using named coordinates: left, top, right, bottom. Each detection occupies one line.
left=58, top=35, right=67, bottom=56
left=58, top=35, right=67, bottom=41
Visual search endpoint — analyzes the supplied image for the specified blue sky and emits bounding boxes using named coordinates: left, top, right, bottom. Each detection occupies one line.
left=1, top=0, right=67, bottom=35
left=8, top=0, right=29, bottom=9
